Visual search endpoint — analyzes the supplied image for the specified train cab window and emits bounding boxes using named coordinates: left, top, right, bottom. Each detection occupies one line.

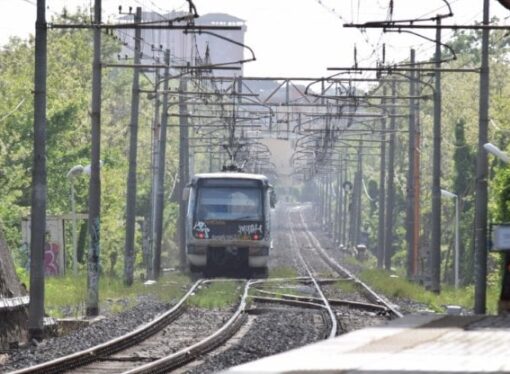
left=196, top=186, right=263, bottom=221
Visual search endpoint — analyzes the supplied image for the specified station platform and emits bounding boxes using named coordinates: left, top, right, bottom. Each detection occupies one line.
left=225, top=313, right=510, bottom=373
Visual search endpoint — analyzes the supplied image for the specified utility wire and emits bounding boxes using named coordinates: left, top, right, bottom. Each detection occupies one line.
left=17, top=0, right=36, bottom=6
left=0, top=98, right=26, bottom=123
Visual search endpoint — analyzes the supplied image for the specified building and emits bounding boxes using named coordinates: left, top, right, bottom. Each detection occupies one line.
left=117, top=11, right=246, bottom=76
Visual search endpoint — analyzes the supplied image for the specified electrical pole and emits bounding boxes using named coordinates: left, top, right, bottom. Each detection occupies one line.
left=414, top=72, right=422, bottom=278
left=326, top=174, right=332, bottom=233
left=332, top=173, right=336, bottom=236
left=323, top=178, right=327, bottom=226
left=337, top=159, right=344, bottom=245
left=86, top=0, right=102, bottom=317
left=208, top=138, right=213, bottom=172
left=355, top=148, right=363, bottom=246
left=28, top=0, right=47, bottom=340
left=406, top=49, right=417, bottom=279
left=322, top=177, right=327, bottom=228
left=324, top=177, right=327, bottom=227
left=332, top=172, right=337, bottom=236
left=342, top=11, right=496, bottom=290
left=153, top=49, right=170, bottom=280
left=178, top=77, right=189, bottom=270
left=124, top=7, right=142, bottom=287
left=319, top=178, right=324, bottom=224
left=474, top=0, right=490, bottom=314
left=430, top=17, right=442, bottom=294
left=351, top=147, right=363, bottom=246
left=334, top=164, right=342, bottom=244
left=149, top=68, right=161, bottom=280
left=342, top=167, right=349, bottom=247
left=349, top=171, right=355, bottom=245
left=384, top=79, right=397, bottom=271
left=377, top=86, right=387, bottom=268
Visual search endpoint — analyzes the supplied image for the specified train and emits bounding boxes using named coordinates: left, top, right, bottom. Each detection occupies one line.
left=184, top=172, right=275, bottom=276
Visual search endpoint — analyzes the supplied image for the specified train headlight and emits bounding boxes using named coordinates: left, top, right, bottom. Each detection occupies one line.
left=195, top=232, right=206, bottom=239
left=252, top=233, right=261, bottom=240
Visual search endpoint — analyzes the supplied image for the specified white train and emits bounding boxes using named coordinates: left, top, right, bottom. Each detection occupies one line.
left=185, top=172, right=275, bottom=276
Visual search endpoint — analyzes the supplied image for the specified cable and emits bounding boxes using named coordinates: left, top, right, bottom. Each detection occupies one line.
left=17, top=0, right=36, bottom=6
left=0, top=98, right=26, bottom=123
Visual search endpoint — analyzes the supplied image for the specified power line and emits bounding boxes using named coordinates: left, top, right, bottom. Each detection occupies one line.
left=18, top=0, right=36, bottom=6
left=0, top=97, right=26, bottom=123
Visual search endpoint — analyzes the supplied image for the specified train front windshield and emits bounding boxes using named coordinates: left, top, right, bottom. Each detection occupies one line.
left=196, top=185, right=263, bottom=221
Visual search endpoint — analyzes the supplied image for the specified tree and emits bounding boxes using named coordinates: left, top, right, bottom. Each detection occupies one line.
left=452, top=119, right=476, bottom=284
left=0, top=10, right=176, bottom=278
left=0, top=224, right=27, bottom=349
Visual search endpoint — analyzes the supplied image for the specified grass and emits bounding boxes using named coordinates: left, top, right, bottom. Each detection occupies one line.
left=21, top=254, right=502, bottom=317
left=357, top=265, right=501, bottom=314
left=268, top=266, right=335, bottom=280
left=252, top=283, right=312, bottom=299
left=268, top=266, right=299, bottom=279
left=188, top=281, right=242, bottom=309
left=333, top=279, right=358, bottom=294
left=39, top=272, right=190, bottom=318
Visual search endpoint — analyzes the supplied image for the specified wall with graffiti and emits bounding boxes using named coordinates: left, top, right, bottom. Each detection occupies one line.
left=21, top=217, right=65, bottom=276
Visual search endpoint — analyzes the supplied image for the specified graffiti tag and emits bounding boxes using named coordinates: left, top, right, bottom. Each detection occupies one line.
left=238, top=224, right=263, bottom=235
left=44, top=242, right=60, bottom=276
left=193, top=221, right=210, bottom=239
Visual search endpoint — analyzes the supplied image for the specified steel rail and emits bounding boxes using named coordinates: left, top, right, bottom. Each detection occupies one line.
left=252, top=289, right=390, bottom=313
left=11, top=280, right=204, bottom=374
left=122, top=281, right=251, bottom=374
left=296, top=208, right=404, bottom=318
left=288, top=220, right=338, bottom=339
left=250, top=295, right=326, bottom=310
left=247, top=296, right=334, bottom=341
left=251, top=277, right=351, bottom=286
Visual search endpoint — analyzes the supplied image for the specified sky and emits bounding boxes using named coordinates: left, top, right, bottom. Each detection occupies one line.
left=1, top=0, right=509, bottom=78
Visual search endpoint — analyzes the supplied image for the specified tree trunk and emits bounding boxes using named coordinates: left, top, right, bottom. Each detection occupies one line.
left=0, top=226, right=28, bottom=347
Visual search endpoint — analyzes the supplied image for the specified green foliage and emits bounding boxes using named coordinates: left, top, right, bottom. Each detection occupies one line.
left=367, top=179, right=378, bottom=215
left=452, top=119, right=476, bottom=284
left=0, top=9, right=181, bottom=279
left=45, top=275, right=88, bottom=317
left=15, top=266, right=28, bottom=286
left=269, top=266, right=298, bottom=279
left=453, top=120, right=475, bottom=197
left=359, top=268, right=499, bottom=314
left=356, top=18, right=510, bottom=291
left=492, top=166, right=510, bottom=222
left=445, top=19, right=510, bottom=64
left=334, top=280, right=357, bottom=294
left=188, top=281, right=241, bottom=309
left=44, top=272, right=189, bottom=317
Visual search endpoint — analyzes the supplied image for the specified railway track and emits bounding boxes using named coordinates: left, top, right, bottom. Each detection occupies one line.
left=299, top=209, right=403, bottom=318
left=288, top=214, right=338, bottom=338
left=293, top=205, right=403, bottom=318
left=10, top=280, right=250, bottom=374
left=177, top=204, right=401, bottom=372
left=7, top=204, right=402, bottom=373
